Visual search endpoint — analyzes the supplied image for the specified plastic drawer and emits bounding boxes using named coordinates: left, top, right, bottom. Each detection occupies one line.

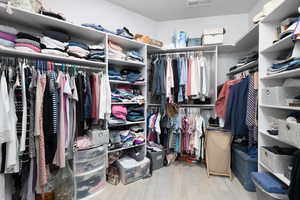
left=75, top=146, right=106, bottom=162
left=75, top=166, right=106, bottom=200
left=74, top=153, right=106, bottom=175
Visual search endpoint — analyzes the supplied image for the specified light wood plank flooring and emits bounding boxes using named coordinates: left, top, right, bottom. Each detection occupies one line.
left=92, top=162, right=257, bottom=200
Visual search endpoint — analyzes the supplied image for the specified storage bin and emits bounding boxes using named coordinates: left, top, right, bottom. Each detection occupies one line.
left=116, top=156, right=150, bottom=185
left=203, top=28, right=225, bottom=45
left=251, top=172, right=288, bottom=200
left=187, top=37, right=202, bottom=47
left=147, top=148, right=165, bottom=171
left=74, top=153, right=106, bottom=175
left=87, top=129, right=109, bottom=147
left=75, top=146, right=106, bottom=161
left=75, top=166, right=106, bottom=200
left=260, top=146, right=294, bottom=174
left=278, top=119, right=300, bottom=148
left=261, top=87, right=300, bottom=106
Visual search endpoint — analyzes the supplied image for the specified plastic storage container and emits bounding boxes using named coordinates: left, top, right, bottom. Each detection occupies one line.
left=87, top=129, right=109, bottom=147
left=261, top=87, right=300, bottom=106
left=116, top=156, right=150, bottom=185
left=75, top=146, right=106, bottom=161
left=278, top=119, right=300, bottom=148
left=260, top=146, right=294, bottom=174
left=75, top=166, right=106, bottom=200
left=251, top=172, right=288, bottom=200
left=74, top=153, right=106, bottom=175
left=147, top=148, right=165, bottom=171
left=203, top=28, right=225, bottom=45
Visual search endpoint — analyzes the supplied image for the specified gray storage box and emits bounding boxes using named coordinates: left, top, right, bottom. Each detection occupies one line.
left=116, top=157, right=150, bottom=185
left=147, top=149, right=165, bottom=171
left=278, top=119, right=300, bottom=148
left=88, top=129, right=109, bottom=146
left=261, top=87, right=300, bottom=106
left=260, top=146, right=294, bottom=174
left=252, top=178, right=288, bottom=200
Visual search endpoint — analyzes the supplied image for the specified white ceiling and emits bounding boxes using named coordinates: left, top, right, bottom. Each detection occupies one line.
left=105, top=0, right=259, bottom=21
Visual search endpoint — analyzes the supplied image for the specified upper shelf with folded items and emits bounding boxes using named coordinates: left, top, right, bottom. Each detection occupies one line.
left=0, top=4, right=106, bottom=43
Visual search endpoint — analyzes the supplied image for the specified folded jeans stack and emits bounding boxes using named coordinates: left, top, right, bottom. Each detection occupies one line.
left=127, top=105, right=144, bottom=122
left=41, top=30, right=69, bottom=56
left=88, top=44, right=105, bottom=62
left=120, top=68, right=144, bottom=83
left=82, top=23, right=116, bottom=34
left=67, top=41, right=90, bottom=58
left=127, top=50, right=144, bottom=63
left=109, top=67, right=123, bottom=81
left=0, top=25, right=18, bottom=48
left=111, top=87, right=144, bottom=104
left=229, top=52, right=258, bottom=72
left=116, top=27, right=134, bottom=39
left=16, top=32, right=41, bottom=53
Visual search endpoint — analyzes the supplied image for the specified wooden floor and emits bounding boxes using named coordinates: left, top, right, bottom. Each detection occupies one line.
left=93, top=162, right=257, bottom=200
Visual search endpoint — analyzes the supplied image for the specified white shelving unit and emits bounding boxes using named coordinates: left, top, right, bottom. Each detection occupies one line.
left=258, top=0, right=300, bottom=186
left=107, top=34, right=148, bottom=155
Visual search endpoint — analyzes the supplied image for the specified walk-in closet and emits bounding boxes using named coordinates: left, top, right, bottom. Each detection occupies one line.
left=0, top=0, right=299, bottom=200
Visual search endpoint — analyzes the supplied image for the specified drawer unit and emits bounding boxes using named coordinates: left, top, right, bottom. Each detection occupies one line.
left=261, top=87, right=300, bottom=106
left=75, top=146, right=106, bottom=161
left=260, top=146, right=294, bottom=174
left=75, top=166, right=106, bottom=200
left=278, top=119, right=300, bottom=148
left=74, top=153, right=106, bottom=175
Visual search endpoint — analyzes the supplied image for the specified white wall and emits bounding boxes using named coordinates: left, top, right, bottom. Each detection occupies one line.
left=44, top=0, right=158, bottom=39
left=156, top=14, right=249, bottom=47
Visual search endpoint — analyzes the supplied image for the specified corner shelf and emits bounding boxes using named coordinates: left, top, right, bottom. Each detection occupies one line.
left=260, top=104, right=300, bottom=111
left=260, top=68, right=300, bottom=80
left=227, top=60, right=258, bottom=76
left=261, top=35, right=294, bottom=54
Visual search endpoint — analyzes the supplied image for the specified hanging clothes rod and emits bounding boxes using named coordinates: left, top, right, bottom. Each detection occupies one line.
left=151, top=51, right=216, bottom=56
left=0, top=56, right=104, bottom=72
left=148, top=104, right=215, bottom=109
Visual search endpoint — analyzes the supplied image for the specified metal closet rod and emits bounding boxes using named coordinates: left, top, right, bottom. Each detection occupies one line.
left=0, top=56, right=104, bottom=72
left=148, top=104, right=214, bottom=110
left=150, top=50, right=216, bottom=56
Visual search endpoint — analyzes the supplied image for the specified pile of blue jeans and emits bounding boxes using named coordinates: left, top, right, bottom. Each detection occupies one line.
left=267, top=58, right=300, bottom=74
left=127, top=105, right=144, bottom=122
left=127, top=50, right=144, bottom=63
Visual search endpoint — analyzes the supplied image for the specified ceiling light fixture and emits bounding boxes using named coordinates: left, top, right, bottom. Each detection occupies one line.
left=186, top=0, right=212, bottom=8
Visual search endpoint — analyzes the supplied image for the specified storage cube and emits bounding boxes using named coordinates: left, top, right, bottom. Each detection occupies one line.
left=261, top=87, right=300, bottom=106
left=88, top=129, right=109, bottom=147
left=278, top=119, right=300, bottom=148
left=75, top=146, right=106, bottom=161
left=147, top=149, right=165, bottom=171
left=260, top=146, right=294, bottom=174
left=203, top=28, right=225, bottom=45
left=116, top=157, right=150, bottom=185
left=75, top=166, right=106, bottom=199
left=74, top=153, right=106, bottom=175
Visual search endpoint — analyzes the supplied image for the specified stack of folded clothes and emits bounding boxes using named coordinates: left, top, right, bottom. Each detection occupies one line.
left=40, top=9, right=66, bottom=21
left=116, top=27, right=134, bottom=39
left=127, top=105, right=144, bottom=122
left=229, top=52, right=258, bottom=72
left=108, top=67, right=122, bottom=81
left=111, top=87, right=144, bottom=104
left=130, top=126, right=145, bottom=145
left=41, top=30, right=69, bottom=56
left=126, top=50, right=144, bottom=63
left=108, top=128, right=145, bottom=150
left=67, top=41, right=90, bottom=58
left=120, top=68, right=144, bottom=83
left=16, top=32, right=41, bottom=53
left=0, top=25, right=18, bottom=48
left=82, top=23, right=116, bottom=34
left=108, top=41, right=126, bottom=60
left=267, top=47, right=300, bottom=75
left=112, top=105, right=127, bottom=120
left=88, top=44, right=105, bottom=62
